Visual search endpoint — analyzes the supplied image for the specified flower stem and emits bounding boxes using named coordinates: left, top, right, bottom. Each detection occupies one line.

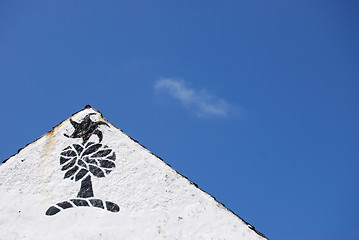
left=77, top=175, right=94, bottom=198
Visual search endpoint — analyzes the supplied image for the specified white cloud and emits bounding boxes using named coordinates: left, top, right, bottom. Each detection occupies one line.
left=154, top=78, right=240, bottom=118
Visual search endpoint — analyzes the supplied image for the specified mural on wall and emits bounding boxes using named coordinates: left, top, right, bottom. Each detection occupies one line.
left=46, top=113, right=120, bottom=216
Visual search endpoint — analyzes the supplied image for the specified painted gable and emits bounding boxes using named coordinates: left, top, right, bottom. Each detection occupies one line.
left=0, top=106, right=267, bottom=240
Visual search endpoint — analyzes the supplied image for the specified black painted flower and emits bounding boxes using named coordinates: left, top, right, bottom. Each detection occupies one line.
left=60, top=142, right=116, bottom=181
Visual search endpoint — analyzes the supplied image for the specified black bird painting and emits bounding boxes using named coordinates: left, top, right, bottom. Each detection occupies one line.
left=64, top=113, right=109, bottom=144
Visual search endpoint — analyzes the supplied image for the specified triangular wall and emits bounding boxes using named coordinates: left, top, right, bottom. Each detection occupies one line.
left=0, top=106, right=267, bottom=240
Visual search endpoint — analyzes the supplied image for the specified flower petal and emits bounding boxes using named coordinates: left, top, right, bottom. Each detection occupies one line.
left=73, top=144, right=84, bottom=155
left=107, top=152, right=116, bottom=161
left=60, top=156, right=73, bottom=165
left=85, top=142, right=95, bottom=148
left=89, top=165, right=105, bottom=178
left=84, top=157, right=97, bottom=165
left=64, top=166, right=79, bottom=179
left=61, top=150, right=76, bottom=157
left=77, top=159, right=87, bottom=168
left=75, top=169, right=88, bottom=181
left=98, top=160, right=115, bottom=169
left=83, top=144, right=102, bottom=156
left=61, top=159, right=76, bottom=171
left=91, top=149, right=112, bottom=158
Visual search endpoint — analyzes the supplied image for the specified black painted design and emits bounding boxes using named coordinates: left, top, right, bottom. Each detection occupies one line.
left=46, top=199, right=119, bottom=216
left=89, top=199, right=104, bottom=209
left=46, top=206, right=60, bottom=215
left=46, top=113, right=120, bottom=216
left=64, top=113, right=109, bottom=144
left=57, top=201, right=73, bottom=209
left=77, top=175, right=94, bottom=198
left=71, top=199, right=90, bottom=207
left=106, top=201, right=120, bottom=212
left=59, top=142, right=116, bottom=182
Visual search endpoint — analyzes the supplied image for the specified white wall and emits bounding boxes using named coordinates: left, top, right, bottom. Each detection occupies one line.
left=0, top=108, right=266, bottom=240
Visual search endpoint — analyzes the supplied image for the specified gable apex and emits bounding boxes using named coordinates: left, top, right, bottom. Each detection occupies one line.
left=0, top=106, right=267, bottom=240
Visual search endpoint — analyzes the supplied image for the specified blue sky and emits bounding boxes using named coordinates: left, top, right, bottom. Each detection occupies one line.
left=1, top=1, right=358, bottom=239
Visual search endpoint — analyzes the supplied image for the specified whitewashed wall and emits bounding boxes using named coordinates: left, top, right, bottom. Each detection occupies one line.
left=0, top=107, right=266, bottom=240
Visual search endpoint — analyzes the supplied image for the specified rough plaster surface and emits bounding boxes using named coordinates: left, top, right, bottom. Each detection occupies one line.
left=0, top=107, right=267, bottom=240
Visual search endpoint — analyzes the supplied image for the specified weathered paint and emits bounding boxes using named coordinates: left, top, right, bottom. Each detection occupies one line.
left=0, top=106, right=267, bottom=240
